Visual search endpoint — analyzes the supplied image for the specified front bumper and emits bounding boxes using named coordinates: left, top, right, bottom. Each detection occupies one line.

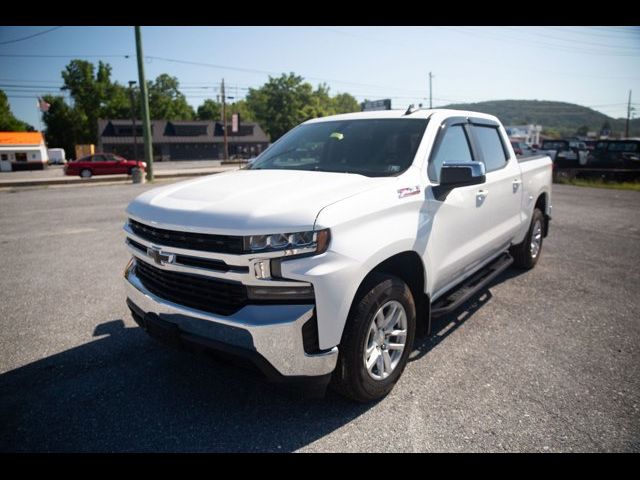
left=124, top=262, right=338, bottom=379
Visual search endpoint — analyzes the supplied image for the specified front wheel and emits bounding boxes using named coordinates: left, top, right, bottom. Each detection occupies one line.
left=510, top=208, right=544, bottom=269
left=331, top=273, right=416, bottom=403
left=80, top=169, right=92, bottom=178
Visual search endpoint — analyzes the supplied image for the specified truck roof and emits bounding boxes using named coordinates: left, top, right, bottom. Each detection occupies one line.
left=303, top=108, right=501, bottom=124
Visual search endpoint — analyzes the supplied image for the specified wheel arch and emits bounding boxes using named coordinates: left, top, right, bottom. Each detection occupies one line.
left=345, top=251, right=430, bottom=343
left=534, top=191, right=550, bottom=237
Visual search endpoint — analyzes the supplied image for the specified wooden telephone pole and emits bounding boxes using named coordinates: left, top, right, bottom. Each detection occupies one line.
left=429, top=72, right=433, bottom=109
left=626, top=90, right=632, bottom=139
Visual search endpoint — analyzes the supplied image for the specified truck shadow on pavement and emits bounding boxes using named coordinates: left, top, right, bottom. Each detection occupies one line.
left=410, top=267, right=526, bottom=362
left=1, top=267, right=526, bottom=453
left=0, top=319, right=371, bottom=452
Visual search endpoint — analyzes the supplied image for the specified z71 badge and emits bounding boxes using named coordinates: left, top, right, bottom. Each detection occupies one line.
left=397, top=186, right=421, bottom=199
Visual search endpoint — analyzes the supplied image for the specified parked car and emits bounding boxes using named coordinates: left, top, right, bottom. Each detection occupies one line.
left=585, top=140, right=597, bottom=151
left=64, top=153, right=146, bottom=178
left=586, top=140, right=640, bottom=169
left=540, top=139, right=588, bottom=167
left=510, top=140, right=524, bottom=156
left=123, top=109, right=552, bottom=402
left=539, top=139, right=569, bottom=161
left=47, top=148, right=66, bottom=165
left=511, top=141, right=536, bottom=157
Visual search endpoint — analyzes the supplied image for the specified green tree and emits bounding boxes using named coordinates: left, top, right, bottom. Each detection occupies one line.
left=148, top=74, right=195, bottom=120
left=40, top=95, right=83, bottom=157
left=541, top=127, right=562, bottom=139
left=246, top=73, right=306, bottom=140
left=246, top=75, right=364, bottom=140
left=576, top=125, right=589, bottom=136
left=332, top=92, right=360, bottom=114
left=0, top=90, right=34, bottom=131
left=196, top=99, right=221, bottom=121
left=247, top=73, right=335, bottom=141
left=61, top=60, right=115, bottom=143
left=101, top=83, right=132, bottom=120
left=228, top=100, right=254, bottom=122
left=600, top=120, right=612, bottom=135
left=304, top=83, right=334, bottom=118
left=197, top=98, right=255, bottom=123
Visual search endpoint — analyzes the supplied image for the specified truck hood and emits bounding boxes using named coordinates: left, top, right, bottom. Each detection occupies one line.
left=127, top=169, right=391, bottom=234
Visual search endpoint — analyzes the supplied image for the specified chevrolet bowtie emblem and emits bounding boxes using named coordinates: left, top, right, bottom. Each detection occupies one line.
left=147, top=246, right=175, bottom=266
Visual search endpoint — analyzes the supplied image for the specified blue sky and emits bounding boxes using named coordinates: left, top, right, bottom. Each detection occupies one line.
left=1, top=26, right=639, bottom=129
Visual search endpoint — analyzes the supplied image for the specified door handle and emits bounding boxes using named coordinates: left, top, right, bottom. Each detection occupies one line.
left=476, top=189, right=489, bottom=197
left=512, top=178, right=522, bottom=192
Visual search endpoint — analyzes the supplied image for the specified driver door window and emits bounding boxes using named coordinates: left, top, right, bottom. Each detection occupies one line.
left=428, top=125, right=474, bottom=183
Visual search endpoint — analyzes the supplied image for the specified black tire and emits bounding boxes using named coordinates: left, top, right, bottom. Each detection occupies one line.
left=331, top=273, right=416, bottom=403
left=80, top=169, right=92, bottom=178
left=510, top=208, right=544, bottom=269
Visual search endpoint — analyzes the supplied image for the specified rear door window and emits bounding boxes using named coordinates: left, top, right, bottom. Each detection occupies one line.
left=472, top=125, right=508, bottom=172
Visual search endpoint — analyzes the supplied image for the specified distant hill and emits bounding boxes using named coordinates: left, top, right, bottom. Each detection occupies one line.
left=440, top=100, right=640, bottom=138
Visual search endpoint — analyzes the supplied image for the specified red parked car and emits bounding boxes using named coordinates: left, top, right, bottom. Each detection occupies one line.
left=64, top=153, right=146, bottom=178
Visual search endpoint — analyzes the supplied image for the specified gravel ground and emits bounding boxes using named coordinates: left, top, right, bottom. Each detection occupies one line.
left=0, top=182, right=638, bottom=452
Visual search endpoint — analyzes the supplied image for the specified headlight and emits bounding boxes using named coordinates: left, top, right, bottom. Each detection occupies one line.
left=243, top=229, right=330, bottom=256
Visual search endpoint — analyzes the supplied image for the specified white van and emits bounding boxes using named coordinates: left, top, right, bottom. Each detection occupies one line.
left=47, top=148, right=66, bottom=165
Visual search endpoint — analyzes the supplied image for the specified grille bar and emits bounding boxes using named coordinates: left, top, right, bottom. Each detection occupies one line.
left=129, top=219, right=244, bottom=254
left=135, top=260, right=248, bottom=316
left=126, top=237, right=248, bottom=273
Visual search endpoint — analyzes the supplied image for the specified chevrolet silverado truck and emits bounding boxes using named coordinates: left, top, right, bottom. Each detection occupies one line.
left=123, top=108, right=552, bottom=402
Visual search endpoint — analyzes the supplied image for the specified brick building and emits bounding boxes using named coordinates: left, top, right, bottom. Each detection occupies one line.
left=97, top=119, right=270, bottom=161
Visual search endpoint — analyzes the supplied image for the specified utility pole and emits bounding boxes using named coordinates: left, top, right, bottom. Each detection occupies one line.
left=626, top=90, right=632, bottom=139
left=221, top=78, right=229, bottom=161
left=128, top=80, right=138, bottom=160
left=135, top=26, right=153, bottom=181
left=429, top=72, right=433, bottom=109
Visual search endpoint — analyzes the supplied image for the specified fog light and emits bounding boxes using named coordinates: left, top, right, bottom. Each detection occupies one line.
left=246, top=285, right=315, bottom=301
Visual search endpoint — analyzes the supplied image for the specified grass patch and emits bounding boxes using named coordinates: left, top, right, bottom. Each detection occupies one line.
left=554, top=177, right=640, bottom=191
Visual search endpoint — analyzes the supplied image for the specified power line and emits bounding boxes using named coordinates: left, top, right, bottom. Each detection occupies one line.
left=0, top=26, right=64, bottom=46
left=546, top=26, right=640, bottom=41
left=144, top=55, right=429, bottom=94
left=0, top=78, right=62, bottom=83
left=0, top=84, right=64, bottom=89
left=439, top=26, right=640, bottom=57
left=585, top=26, right=640, bottom=38
left=0, top=53, right=131, bottom=58
left=501, top=26, right=640, bottom=51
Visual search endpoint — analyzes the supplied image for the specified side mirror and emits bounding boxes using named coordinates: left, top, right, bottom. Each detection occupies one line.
left=432, top=161, right=486, bottom=200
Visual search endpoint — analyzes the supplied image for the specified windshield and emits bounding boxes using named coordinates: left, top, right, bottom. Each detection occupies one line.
left=248, top=119, right=428, bottom=177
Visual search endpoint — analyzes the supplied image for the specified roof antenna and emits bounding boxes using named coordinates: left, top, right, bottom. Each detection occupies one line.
left=404, top=104, right=419, bottom=116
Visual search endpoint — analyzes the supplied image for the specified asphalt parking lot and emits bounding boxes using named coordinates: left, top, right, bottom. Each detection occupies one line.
left=0, top=181, right=639, bottom=452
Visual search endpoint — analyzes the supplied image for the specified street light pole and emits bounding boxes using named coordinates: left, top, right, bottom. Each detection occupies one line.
left=626, top=90, right=632, bottom=139
left=128, top=80, right=138, bottom=160
left=135, top=26, right=153, bottom=181
left=222, top=78, right=229, bottom=161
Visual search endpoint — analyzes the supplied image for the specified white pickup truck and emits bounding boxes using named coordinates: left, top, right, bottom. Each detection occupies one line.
left=123, top=108, right=552, bottom=402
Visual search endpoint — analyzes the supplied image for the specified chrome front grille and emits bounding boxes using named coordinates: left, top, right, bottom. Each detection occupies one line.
left=135, top=260, right=248, bottom=316
left=129, top=218, right=244, bottom=254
